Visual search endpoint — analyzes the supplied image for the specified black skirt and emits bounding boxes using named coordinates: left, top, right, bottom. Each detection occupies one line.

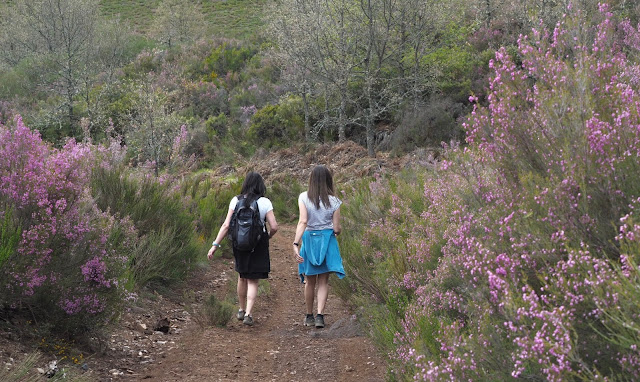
left=233, top=234, right=270, bottom=279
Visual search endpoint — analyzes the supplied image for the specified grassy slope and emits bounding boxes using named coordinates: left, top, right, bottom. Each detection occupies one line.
left=99, top=0, right=271, bottom=39
left=99, top=0, right=163, bottom=32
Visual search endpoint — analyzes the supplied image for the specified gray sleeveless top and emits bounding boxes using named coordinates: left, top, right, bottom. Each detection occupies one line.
left=299, top=191, right=342, bottom=231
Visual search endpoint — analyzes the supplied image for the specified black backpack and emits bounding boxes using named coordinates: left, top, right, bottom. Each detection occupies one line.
left=229, top=196, right=265, bottom=252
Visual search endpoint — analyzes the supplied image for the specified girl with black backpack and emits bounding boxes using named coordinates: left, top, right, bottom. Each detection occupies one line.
left=207, top=172, right=278, bottom=326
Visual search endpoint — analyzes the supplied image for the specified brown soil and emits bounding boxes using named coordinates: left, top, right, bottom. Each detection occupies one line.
left=242, top=141, right=438, bottom=185
left=107, top=224, right=386, bottom=381
left=0, top=224, right=386, bottom=381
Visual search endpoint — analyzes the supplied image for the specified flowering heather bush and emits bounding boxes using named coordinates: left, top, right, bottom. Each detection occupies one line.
left=0, top=116, right=134, bottom=333
left=340, top=5, right=640, bottom=381
left=177, top=80, right=229, bottom=119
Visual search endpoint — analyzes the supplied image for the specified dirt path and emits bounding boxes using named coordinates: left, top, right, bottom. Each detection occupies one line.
left=94, top=224, right=385, bottom=381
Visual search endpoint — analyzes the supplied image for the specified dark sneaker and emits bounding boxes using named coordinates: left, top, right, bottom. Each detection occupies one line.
left=237, top=309, right=245, bottom=321
left=314, top=314, right=325, bottom=328
left=243, top=315, right=254, bottom=326
left=304, top=314, right=315, bottom=326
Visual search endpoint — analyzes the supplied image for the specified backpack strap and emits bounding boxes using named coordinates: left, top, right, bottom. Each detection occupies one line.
left=237, top=194, right=266, bottom=229
left=235, top=194, right=243, bottom=205
left=248, top=197, right=267, bottom=233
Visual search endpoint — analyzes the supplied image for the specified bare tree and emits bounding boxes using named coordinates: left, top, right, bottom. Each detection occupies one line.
left=79, top=18, right=134, bottom=134
left=267, top=0, right=362, bottom=142
left=0, top=0, right=117, bottom=139
left=268, top=0, right=470, bottom=155
left=395, top=0, right=449, bottom=112
left=266, top=2, right=317, bottom=141
left=2, top=0, right=99, bottom=131
left=355, top=0, right=400, bottom=156
left=126, top=75, right=185, bottom=177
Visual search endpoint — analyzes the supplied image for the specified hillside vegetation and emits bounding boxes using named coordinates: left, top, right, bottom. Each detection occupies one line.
left=1, top=0, right=640, bottom=381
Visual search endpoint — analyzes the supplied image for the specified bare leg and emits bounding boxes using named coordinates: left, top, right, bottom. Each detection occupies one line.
left=305, top=275, right=317, bottom=315
left=245, top=279, right=259, bottom=316
left=316, top=273, right=330, bottom=314
left=237, top=275, right=247, bottom=311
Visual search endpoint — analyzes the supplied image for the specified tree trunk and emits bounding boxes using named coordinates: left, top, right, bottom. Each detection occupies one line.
left=66, top=63, right=75, bottom=132
left=365, top=77, right=375, bottom=157
left=338, top=81, right=347, bottom=141
left=485, top=0, right=492, bottom=28
left=413, top=47, right=421, bottom=113
left=150, top=111, right=159, bottom=177
left=302, top=83, right=311, bottom=141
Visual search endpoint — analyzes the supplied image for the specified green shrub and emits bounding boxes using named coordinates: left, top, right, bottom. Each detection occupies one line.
left=127, top=227, right=192, bottom=287
left=0, top=351, right=90, bottom=382
left=334, top=175, right=395, bottom=300
left=194, top=177, right=242, bottom=256
left=390, top=97, right=464, bottom=155
left=122, top=48, right=165, bottom=79
left=0, top=206, right=21, bottom=271
left=257, top=279, right=271, bottom=296
left=205, top=43, right=257, bottom=84
left=593, top=215, right=640, bottom=358
left=229, top=87, right=258, bottom=110
left=247, top=96, right=304, bottom=148
left=205, top=113, right=229, bottom=139
left=335, top=169, right=458, bottom=376
left=269, top=175, right=305, bottom=223
left=90, top=167, right=199, bottom=288
left=220, top=121, right=256, bottom=159
left=422, top=25, right=476, bottom=102
left=0, top=69, right=27, bottom=100
left=184, top=128, right=208, bottom=160
left=245, top=53, right=281, bottom=84
left=198, top=294, right=235, bottom=327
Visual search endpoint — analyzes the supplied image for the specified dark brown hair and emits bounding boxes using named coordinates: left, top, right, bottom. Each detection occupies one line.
left=307, top=165, right=334, bottom=209
left=240, top=171, right=266, bottom=205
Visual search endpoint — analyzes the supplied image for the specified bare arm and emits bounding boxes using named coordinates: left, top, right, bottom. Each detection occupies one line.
left=332, top=206, right=341, bottom=236
left=293, top=198, right=308, bottom=263
left=265, top=210, right=278, bottom=238
left=207, top=207, right=234, bottom=260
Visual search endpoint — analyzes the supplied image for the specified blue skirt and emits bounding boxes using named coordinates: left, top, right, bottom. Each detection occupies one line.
left=298, top=229, right=345, bottom=283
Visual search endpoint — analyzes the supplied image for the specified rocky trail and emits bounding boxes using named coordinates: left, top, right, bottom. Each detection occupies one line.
left=86, top=224, right=386, bottom=381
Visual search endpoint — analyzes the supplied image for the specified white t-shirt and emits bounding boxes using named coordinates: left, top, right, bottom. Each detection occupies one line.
left=229, top=196, right=273, bottom=221
left=299, top=191, right=342, bottom=231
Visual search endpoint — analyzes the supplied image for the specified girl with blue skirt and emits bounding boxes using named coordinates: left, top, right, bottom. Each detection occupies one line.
left=293, top=165, right=345, bottom=328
